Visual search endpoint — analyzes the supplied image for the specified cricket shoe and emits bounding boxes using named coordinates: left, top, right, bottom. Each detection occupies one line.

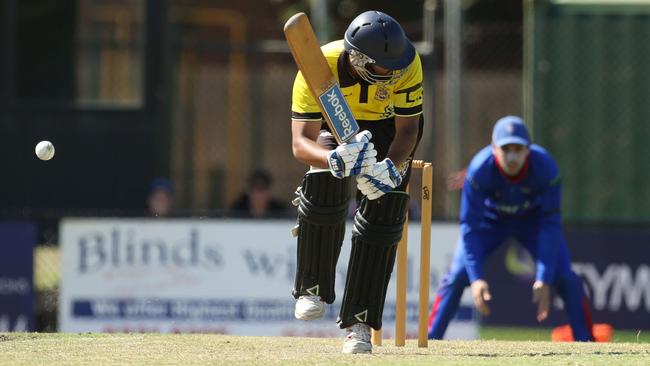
left=342, top=323, right=372, bottom=354
left=294, top=295, right=325, bottom=320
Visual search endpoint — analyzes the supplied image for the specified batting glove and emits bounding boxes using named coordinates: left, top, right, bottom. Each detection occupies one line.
left=327, top=130, right=377, bottom=179
left=356, top=158, right=403, bottom=200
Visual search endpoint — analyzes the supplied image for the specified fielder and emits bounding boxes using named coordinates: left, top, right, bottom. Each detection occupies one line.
left=289, top=10, right=423, bottom=353
left=427, top=116, right=594, bottom=341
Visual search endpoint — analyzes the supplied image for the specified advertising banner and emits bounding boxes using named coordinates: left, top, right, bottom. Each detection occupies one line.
left=483, top=227, right=650, bottom=329
left=59, top=219, right=477, bottom=338
left=0, top=221, right=36, bottom=331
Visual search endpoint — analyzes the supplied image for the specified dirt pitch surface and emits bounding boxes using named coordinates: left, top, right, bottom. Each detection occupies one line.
left=0, top=333, right=649, bottom=365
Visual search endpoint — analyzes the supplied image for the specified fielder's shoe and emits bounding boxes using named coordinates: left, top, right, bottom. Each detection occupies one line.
left=342, top=323, right=372, bottom=354
left=294, top=295, right=325, bottom=320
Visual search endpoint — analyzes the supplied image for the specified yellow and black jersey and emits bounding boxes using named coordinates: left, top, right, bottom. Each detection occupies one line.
left=291, top=40, right=423, bottom=122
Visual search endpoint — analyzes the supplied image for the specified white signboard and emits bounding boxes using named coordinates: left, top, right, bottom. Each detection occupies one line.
left=59, top=219, right=476, bottom=339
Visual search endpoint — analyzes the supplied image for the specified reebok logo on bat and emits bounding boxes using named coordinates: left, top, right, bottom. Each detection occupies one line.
left=326, top=89, right=352, bottom=131
left=319, top=85, right=358, bottom=141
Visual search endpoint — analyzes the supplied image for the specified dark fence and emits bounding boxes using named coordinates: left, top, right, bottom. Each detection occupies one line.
left=527, top=0, right=650, bottom=222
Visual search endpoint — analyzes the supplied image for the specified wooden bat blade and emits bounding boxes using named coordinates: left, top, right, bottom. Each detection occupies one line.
left=284, top=13, right=333, bottom=94
left=284, top=13, right=359, bottom=143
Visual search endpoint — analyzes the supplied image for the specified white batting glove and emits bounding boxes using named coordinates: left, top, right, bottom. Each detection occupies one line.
left=356, top=158, right=403, bottom=200
left=326, top=130, right=377, bottom=179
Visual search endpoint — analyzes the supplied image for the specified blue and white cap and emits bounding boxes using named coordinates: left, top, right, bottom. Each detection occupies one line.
left=492, top=116, right=531, bottom=147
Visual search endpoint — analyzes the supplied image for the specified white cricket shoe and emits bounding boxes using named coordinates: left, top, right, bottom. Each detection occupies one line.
left=342, top=323, right=372, bottom=354
left=294, top=295, right=325, bottom=320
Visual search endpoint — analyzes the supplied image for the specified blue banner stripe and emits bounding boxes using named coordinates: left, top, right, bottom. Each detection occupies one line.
left=71, top=299, right=474, bottom=322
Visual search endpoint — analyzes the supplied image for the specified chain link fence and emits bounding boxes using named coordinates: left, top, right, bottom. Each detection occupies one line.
left=66, top=0, right=650, bottom=223
left=160, top=1, right=525, bottom=221
left=526, top=0, right=650, bottom=222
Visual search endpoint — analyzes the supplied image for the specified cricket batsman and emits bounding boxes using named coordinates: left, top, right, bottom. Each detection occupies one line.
left=428, top=116, right=594, bottom=341
left=289, top=11, right=424, bottom=353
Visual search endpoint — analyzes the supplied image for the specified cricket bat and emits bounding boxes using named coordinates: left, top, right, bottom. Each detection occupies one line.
left=284, top=13, right=360, bottom=144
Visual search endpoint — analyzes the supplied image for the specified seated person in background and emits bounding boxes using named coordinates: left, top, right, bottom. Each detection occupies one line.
left=147, top=178, right=175, bottom=217
left=229, top=170, right=288, bottom=218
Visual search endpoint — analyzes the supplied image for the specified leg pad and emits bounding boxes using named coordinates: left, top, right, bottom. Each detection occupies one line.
left=338, top=192, right=409, bottom=329
left=292, top=171, right=350, bottom=304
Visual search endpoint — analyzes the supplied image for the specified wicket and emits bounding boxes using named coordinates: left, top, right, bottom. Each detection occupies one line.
left=371, top=159, right=433, bottom=348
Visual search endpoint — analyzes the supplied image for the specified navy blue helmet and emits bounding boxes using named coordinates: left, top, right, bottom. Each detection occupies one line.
left=343, top=11, right=415, bottom=85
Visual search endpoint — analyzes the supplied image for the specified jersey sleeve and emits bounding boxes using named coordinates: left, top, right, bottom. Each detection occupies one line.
left=291, top=70, right=323, bottom=121
left=392, top=53, right=423, bottom=117
left=460, top=170, right=488, bottom=283
left=535, top=158, right=563, bottom=283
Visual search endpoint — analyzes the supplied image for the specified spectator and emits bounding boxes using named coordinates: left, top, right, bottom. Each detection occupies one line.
left=229, top=170, right=288, bottom=218
left=147, top=178, right=175, bottom=217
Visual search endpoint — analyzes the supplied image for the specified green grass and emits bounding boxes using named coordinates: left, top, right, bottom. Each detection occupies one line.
left=0, top=333, right=649, bottom=366
left=481, top=326, right=650, bottom=343
left=481, top=326, right=554, bottom=341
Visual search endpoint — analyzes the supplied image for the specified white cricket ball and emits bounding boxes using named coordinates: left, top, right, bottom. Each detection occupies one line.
left=35, top=140, right=55, bottom=161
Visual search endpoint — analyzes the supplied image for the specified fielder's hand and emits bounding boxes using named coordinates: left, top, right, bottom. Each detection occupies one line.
left=356, top=158, right=402, bottom=200
left=532, top=280, right=550, bottom=322
left=470, top=279, right=492, bottom=316
left=327, top=130, right=377, bottom=178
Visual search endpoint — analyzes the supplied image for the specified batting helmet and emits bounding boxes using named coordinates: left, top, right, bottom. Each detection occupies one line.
left=344, top=11, right=415, bottom=85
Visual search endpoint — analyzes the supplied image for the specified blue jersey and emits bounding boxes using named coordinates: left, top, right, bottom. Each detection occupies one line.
left=460, top=144, right=563, bottom=283
left=429, top=143, right=594, bottom=342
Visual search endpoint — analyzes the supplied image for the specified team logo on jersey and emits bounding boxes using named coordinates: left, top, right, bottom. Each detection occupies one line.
left=374, top=86, right=390, bottom=101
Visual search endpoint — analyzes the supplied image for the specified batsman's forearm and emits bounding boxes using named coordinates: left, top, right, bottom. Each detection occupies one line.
left=387, top=116, right=419, bottom=165
left=386, top=128, right=418, bottom=165
left=291, top=136, right=329, bottom=168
